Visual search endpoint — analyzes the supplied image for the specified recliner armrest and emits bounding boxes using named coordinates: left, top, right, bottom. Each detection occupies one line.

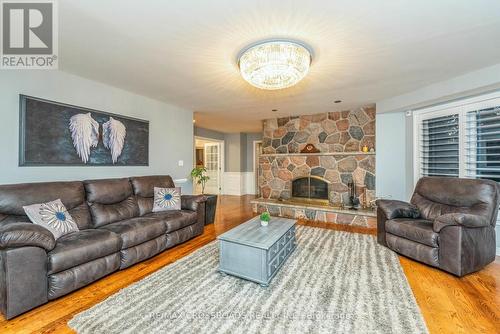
left=181, top=195, right=207, bottom=212
left=434, top=213, right=490, bottom=232
left=376, top=199, right=420, bottom=220
left=0, top=222, right=55, bottom=251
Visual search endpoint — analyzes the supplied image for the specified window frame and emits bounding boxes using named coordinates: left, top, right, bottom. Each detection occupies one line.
left=413, top=90, right=500, bottom=187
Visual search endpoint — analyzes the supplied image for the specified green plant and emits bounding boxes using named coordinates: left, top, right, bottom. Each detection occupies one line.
left=260, top=211, right=271, bottom=222
left=190, top=167, right=210, bottom=194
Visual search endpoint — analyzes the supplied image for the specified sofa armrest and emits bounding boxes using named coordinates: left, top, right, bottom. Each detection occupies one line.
left=181, top=195, right=207, bottom=226
left=375, top=199, right=420, bottom=220
left=181, top=195, right=207, bottom=212
left=0, top=223, right=56, bottom=251
left=434, top=213, right=491, bottom=233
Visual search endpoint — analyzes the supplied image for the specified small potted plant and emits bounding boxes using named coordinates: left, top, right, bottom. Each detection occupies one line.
left=190, top=167, right=217, bottom=225
left=260, top=211, right=271, bottom=227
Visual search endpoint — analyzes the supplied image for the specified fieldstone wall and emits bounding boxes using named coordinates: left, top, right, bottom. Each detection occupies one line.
left=258, top=106, right=376, bottom=206
left=262, top=107, right=375, bottom=154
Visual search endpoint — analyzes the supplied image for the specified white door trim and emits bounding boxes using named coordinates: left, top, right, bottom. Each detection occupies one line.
left=194, top=136, right=225, bottom=194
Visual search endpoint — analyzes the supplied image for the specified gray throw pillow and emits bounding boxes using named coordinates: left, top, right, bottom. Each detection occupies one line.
left=23, top=199, right=79, bottom=240
left=153, top=187, right=181, bottom=212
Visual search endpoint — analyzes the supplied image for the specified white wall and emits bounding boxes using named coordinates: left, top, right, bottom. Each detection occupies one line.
left=222, top=172, right=255, bottom=196
left=224, top=133, right=243, bottom=172
left=0, top=70, right=194, bottom=193
left=377, top=63, right=500, bottom=114
left=375, top=111, right=407, bottom=200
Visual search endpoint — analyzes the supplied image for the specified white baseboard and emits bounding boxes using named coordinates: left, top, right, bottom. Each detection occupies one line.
left=222, top=172, right=256, bottom=196
left=243, top=172, right=256, bottom=195
left=222, top=172, right=242, bottom=195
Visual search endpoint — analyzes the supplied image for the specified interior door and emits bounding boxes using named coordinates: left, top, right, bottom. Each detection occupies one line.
left=203, top=142, right=221, bottom=194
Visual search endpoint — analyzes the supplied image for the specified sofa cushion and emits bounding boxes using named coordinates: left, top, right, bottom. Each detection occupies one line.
left=85, top=178, right=133, bottom=204
left=153, top=187, right=181, bottom=212
left=145, top=210, right=197, bottom=233
left=23, top=199, right=79, bottom=240
left=0, top=181, right=91, bottom=229
left=131, top=175, right=175, bottom=197
left=84, top=178, right=139, bottom=227
left=87, top=196, right=139, bottom=228
left=386, top=233, right=439, bottom=268
left=130, top=175, right=175, bottom=216
left=48, top=253, right=120, bottom=300
left=99, top=217, right=167, bottom=249
left=48, top=229, right=121, bottom=275
left=410, top=177, right=499, bottom=222
left=119, top=235, right=167, bottom=269
left=385, top=218, right=439, bottom=248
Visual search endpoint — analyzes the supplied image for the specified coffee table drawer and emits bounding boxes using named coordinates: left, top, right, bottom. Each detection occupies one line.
left=268, top=237, right=296, bottom=278
left=268, top=240, right=280, bottom=260
left=268, top=255, right=280, bottom=277
left=267, top=226, right=295, bottom=263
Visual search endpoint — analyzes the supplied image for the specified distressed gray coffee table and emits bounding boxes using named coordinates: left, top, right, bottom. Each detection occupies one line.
left=217, top=216, right=296, bottom=286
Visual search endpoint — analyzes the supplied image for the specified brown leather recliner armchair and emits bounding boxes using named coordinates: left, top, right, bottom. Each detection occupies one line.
left=376, top=176, right=499, bottom=277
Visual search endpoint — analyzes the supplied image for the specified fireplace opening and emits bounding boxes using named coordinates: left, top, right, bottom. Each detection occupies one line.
left=292, top=177, right=329, bottom=200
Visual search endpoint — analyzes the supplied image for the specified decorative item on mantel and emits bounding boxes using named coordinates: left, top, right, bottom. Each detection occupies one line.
left=348, top=181, right=360, bottom=210
left=300, top=143, right=320, bottom=153
left=260, top=211, right=271, bottom=226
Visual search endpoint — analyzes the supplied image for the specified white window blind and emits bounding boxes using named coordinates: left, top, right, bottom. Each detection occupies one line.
left=465, top=107, right=500, bottom=181
left=420, top=114, right=460, bottom=177
left=414, top=91, right=500, bottom=184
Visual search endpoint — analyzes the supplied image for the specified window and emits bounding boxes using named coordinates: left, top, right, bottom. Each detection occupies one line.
left=466, top=107, right=500, bottom=182
left=420, top=114, right=459, bottom=177
left=414, top=91, right=500, bottom=184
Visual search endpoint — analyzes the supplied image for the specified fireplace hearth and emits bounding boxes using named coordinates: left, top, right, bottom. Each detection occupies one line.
left=292, top=177, right=329, bottom=200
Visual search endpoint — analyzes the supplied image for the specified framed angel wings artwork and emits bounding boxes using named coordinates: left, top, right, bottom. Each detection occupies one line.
left=19, top=95, right=149, bottom=166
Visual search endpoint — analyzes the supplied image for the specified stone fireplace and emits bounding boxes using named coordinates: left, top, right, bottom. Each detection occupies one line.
left=291, top=176, right=329, bottom=201
left=252, top=106, right=377, bottom=228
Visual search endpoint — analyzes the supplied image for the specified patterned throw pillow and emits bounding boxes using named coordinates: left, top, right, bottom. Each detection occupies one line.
left=153, top=187, right=181, bottom=212
left=23, top=199, right=79, bottom=240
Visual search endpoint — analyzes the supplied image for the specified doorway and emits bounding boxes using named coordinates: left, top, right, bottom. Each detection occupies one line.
left=194, top=137, right=224, bottom=195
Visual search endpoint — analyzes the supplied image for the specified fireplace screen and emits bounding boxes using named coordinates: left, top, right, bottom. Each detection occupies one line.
left=292, top=177, right=328, bottom=200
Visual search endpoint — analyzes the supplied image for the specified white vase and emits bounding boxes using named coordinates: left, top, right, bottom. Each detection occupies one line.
left=260, top=220, right=268, bottom=227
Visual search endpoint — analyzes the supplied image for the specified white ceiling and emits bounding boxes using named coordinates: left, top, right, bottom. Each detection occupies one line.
left=60, top=0, right=500, bottom=133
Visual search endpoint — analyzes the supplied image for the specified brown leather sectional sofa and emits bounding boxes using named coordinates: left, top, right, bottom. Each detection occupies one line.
left=0, top=175, right=206, bottom=319
left=377, top=176, right=499, bottom=277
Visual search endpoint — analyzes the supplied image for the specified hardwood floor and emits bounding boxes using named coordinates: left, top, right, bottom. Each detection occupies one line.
left=0, top=195, right=498, bottom=333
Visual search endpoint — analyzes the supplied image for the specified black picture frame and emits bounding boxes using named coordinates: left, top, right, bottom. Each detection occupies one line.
left=19, top=95, right=150, bottom=166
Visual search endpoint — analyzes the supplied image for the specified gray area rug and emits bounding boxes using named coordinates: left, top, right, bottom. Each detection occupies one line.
left=69, top=226, right=428, bottom=334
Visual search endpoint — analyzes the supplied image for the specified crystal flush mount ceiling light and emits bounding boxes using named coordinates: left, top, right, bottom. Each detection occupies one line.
left=237, top=40, right=312, bottom=90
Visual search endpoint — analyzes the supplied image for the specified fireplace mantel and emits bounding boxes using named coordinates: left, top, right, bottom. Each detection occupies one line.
left=251, top=198, right=376, bottom=228
left=260, top=152, right=375, bottom=157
